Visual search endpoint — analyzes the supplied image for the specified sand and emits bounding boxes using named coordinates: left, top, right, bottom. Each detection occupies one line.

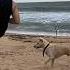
left=0, top=34, right=70, bottom=70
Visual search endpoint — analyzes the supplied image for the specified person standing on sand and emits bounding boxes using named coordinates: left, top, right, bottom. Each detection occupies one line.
left=0, top=0, right=20, bottom=37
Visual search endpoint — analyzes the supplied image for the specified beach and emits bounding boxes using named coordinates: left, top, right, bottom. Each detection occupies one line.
left=3, top=2, right=70, bottom=70
left=0, top=34, right=70, bottom=70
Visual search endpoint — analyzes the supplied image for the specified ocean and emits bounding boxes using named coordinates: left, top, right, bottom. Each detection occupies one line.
left=6, top=2, right=70, bottom=36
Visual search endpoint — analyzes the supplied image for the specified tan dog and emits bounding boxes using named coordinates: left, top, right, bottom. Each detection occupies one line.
left=33, top=37, right=70, bottom=67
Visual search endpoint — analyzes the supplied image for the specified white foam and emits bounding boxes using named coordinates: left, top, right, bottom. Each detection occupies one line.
left=6, top=30, right=70, bottom=36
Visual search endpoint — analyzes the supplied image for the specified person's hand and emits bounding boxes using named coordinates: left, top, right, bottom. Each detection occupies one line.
left=9, top=18, right=15, bottom=24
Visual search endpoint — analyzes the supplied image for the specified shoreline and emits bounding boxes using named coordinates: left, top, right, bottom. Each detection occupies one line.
left=4, top=31, right=70, bottom=43
left=6, top=30, right=70, bottom=37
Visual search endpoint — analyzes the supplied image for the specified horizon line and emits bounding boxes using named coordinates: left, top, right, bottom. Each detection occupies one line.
left=15, top=1, right=70, bottom=3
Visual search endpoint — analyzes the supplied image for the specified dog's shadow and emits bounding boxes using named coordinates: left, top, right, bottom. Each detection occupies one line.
left=31, top=63, right=70, bottom=70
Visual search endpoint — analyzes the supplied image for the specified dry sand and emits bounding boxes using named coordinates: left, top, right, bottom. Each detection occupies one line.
left=0, top=35, right=70, bottom=70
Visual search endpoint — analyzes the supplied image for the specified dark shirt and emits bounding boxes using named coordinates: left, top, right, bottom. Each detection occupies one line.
left=0, top=0, right=12, bottom=37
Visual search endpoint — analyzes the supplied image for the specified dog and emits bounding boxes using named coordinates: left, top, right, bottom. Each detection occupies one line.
left=33, top=37, right=70, bottom=67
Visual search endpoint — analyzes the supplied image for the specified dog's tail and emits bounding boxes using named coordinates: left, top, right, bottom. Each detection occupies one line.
left=43, top=43, right=50, bottom=57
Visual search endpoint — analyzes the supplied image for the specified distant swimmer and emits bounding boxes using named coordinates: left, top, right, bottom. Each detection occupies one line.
left=0, top=0, right=20, bottom=37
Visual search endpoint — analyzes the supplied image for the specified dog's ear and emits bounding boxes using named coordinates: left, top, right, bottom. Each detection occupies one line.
left=39, top=39, right=43, bottom=42
left=39, top=37, right=43, bottom=42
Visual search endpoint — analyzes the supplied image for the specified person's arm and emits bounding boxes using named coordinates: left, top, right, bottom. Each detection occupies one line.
left=10, top=1, right=20, bottom=24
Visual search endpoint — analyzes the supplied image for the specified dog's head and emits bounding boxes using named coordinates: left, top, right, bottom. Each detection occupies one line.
left=33, top=37, right=49, bottom=49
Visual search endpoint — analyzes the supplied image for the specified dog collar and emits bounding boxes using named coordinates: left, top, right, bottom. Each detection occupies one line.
left=43, top=43, right=50, bottom=57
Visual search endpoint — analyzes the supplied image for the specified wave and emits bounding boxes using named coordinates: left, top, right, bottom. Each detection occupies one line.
left=20, top=11, right=70, bottom=24
left=6, top=30, right=70, bottom=36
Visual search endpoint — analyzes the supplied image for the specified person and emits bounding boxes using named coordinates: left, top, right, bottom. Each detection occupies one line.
left=0, top=0, right=20, bottom=37
left=10, top=1, right=20, bottom=24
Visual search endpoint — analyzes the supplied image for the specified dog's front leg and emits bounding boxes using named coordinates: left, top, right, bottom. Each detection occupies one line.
left=51, top=58, right=55, bottom=67
left=44, top=58, right=50, bottom=65
left=44, top=58, right=55, bottom=67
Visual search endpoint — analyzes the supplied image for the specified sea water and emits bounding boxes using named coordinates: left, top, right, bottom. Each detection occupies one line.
left=6, top=11, right=70, bottom=36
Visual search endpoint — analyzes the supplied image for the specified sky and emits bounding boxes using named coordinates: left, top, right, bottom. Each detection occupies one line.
left=14, top=0, right=70, bottom=3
